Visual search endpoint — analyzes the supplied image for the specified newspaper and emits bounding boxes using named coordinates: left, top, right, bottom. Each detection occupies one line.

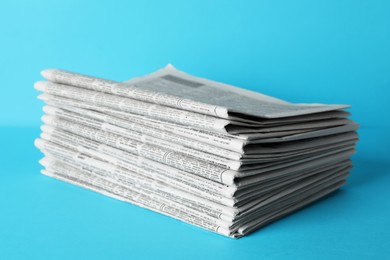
left=40, top=167, right=232, bottom=237
left=35, top=87, right=358, bottom=146
left=39, top=155, right=347, bottom=238
left=34, top=80, right=357, bottom=137
left=35, top=81, right=232, bottom=134
left=39, top=123, right=353, bottom=208
left=39, top=144, right=348, bottom=217
left=43, top=104, right=357, bottom=165
left=34, top=65, right=358, bottom=238
left=41, top=65, right=349, bottom=119
left=38, top=93, right=247, bottom=152
left=234, top=169, right=349, bottom=218
left=38, top=126, right=237, bottom=199
left=40, top=114, right=356, bottom=184
left=237, top=182, right=344, bottom=236
left=39, top=153, right=236, bottom=221
left=42, top=105, right=243, bottom=169
left=39, top=93, right=358, bottom=159
left=41, top=115, right=238, bottom=185
left=234, top=162, right=351, bottom=202
left=39, top=123, right=352, bottom=200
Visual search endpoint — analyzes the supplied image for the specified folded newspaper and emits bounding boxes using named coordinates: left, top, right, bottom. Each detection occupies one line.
left=34, top=64, right=358, bottom=238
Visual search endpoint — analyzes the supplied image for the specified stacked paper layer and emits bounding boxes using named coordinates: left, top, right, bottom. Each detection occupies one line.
left=34, top=65, right=359, bottom=238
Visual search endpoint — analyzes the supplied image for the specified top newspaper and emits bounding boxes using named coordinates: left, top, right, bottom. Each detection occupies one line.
left=41, top=64, right=348, bottom=119
left=37, top=64, right=357, bottom=139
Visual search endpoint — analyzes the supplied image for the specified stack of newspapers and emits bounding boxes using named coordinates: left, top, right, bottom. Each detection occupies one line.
left=34, top=65, right=359, bottom=238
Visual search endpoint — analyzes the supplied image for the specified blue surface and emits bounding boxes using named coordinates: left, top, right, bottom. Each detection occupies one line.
left=0, top=0, right=389, bottom=259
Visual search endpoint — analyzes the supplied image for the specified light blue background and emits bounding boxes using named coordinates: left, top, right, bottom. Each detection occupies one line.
left=0, top=0, right=389, bottom=259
